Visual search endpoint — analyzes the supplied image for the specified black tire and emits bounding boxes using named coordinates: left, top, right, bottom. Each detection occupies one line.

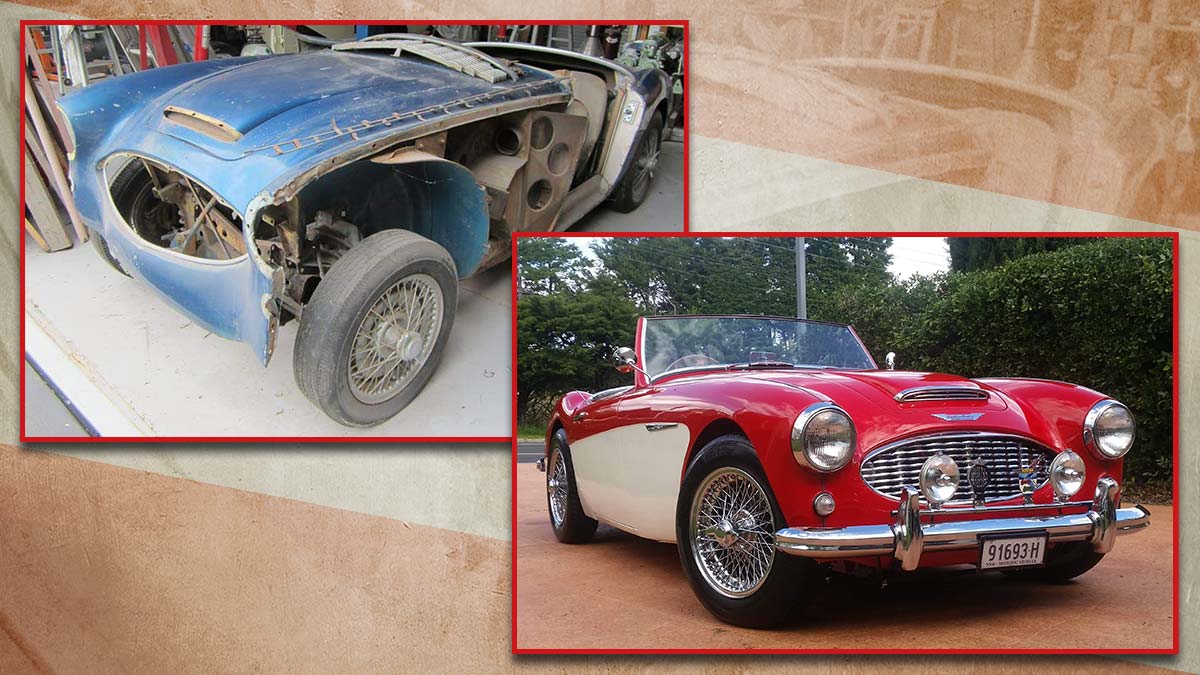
left=93, top=160, right=157, bottom=278
left=608, top=112, right=663, bottom=213
left=676, top=434, right=811, bottom=628
left=107, top=159, right=180, bottom=250
left=546, top=429, right=598, bottom=543
left=89, top=227, right=131, bottom=277
left=1002, top=540, right=1105, bottom=583
left=293, top=229, right=458, bottom=427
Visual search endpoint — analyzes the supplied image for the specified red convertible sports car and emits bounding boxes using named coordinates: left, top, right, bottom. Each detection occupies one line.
left=536, top=315, right=1151, bottom=627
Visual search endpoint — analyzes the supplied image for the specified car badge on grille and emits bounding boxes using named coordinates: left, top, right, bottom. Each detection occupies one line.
left=967, top=458, right=990, bottom=506
left=931, top=412, right=985, bottom=421
left=1017, top=454, right=1046, bottom=504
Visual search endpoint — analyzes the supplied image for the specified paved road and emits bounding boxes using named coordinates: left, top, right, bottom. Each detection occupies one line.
left=516, top=441, right=542, bottom=464
left=513, top=464, right=1174, bottom=651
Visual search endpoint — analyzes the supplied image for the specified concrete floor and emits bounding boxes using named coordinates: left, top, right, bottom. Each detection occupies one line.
left=514, top=465, right=1174, bottom=651
left=23, top=361, right=88, bottom=437
left=23, top=147, right=683, bottom=438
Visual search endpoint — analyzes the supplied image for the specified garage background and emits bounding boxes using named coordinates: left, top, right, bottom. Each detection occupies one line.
left=18, top=21, right=684, bottom=438
left=1, top=2, right=1195, bottom=674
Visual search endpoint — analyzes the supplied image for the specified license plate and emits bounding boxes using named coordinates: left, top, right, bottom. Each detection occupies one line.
left=979, top=533, right=1047, bottom=570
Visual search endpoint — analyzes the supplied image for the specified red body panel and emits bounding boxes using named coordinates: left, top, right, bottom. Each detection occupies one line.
left=545, top=317, right=1127, bottom=569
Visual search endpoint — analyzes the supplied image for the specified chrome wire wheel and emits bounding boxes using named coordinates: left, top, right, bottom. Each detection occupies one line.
left=347, top=273, right=444, bottom=405
left=630, top=125, right=660, bottom=203
left=547, top=450, right=568, bottom=528
left=689, top=467, right=777, bottom=598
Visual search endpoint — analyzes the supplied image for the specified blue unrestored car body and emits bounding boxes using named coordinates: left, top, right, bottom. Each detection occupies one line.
left=59, top=39, right=671, bottom=369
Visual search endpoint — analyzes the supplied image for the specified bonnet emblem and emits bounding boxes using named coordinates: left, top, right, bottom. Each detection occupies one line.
left=967, top=459, right=990, bottom=506
left=932, top=412, right=984, bottom=421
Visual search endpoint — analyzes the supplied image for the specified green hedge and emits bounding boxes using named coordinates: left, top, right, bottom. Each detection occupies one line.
left=825, top=237, right=1174, bottom=483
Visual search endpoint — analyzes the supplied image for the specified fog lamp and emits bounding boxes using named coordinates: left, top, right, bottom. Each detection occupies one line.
left=919, top=453, right=959, bottom=507
left=1050, top=450, right=1086, bottom=500
left=813, top=492, right=836, bottom=517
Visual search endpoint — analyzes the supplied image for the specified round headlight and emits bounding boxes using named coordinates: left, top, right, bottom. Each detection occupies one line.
left=791, top=403, right=855, bottom=472
left=1050, top=450, right=1086, bottom=499
left=919, top=453, right=959, bottom=506
left=1083, top=400, right=1135, bottom=459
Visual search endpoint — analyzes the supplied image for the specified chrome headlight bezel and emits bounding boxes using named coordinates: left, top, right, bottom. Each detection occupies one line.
left=791, top=402, right=856, bottom=473
left=1049, top=450, right=1086, bottom=499
left=1083, top=399, right=1136, bottom=460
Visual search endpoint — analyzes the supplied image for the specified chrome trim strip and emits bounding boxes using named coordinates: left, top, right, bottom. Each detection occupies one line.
left=890, top=499, right=1092, bottom=518
left=894, top=385, right=988, bottom=402
left=645, top=423, right=678, bottom=432
left=776, top=478, right=1149, bottom=567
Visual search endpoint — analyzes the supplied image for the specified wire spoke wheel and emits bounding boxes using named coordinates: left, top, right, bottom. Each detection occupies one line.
left=347, top=273, right=444, bottom=405
left=547, top=450, right=568, bottom=527
left=689, top=467, right=776, bottom=598
left=631, top=126, right=660, bottom=202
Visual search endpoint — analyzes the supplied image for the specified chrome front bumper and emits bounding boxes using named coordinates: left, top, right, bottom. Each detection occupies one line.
left=775, top=477, right=1150, bottom=571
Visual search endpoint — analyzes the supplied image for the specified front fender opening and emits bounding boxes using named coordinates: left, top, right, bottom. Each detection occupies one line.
left=290, top=156, right=489, bottom=279
left=104, top=155, right=247, bottom=261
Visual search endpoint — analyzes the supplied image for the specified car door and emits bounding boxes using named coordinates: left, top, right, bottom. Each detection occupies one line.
left=569, top=383, right=691, bottom=543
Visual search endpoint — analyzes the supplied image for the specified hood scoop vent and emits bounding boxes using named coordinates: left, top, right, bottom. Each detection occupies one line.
left=894, top=385, right=989, bottom=403
left=163, top=106, right=242, bottom=143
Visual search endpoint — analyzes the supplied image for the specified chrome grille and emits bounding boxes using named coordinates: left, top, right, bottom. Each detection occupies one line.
left=894, top=386, right=989, bottom=402
left=860, top=433, right=1054, bottom=504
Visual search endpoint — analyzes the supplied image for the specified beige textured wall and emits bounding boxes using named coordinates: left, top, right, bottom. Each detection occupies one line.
left=4, top=3, right=1195, bottom=671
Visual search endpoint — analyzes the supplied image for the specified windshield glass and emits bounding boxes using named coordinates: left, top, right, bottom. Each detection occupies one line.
left=641, top=316, right=875, bottom=379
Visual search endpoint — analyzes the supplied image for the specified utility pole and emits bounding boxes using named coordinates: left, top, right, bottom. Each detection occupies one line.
left=795, top=237, right=807, bottom=319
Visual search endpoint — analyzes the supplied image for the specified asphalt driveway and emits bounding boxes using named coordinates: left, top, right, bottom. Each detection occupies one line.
left=513, top=464, right=1174, bottom=651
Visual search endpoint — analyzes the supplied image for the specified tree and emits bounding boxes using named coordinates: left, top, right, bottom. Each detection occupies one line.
left=516, top=237, right=592, bottom=295
left=588, top=236, right=893, bottom=318
left=948, top=237, right=1090, bottom=273
left=516, top=274, right=638, bottom=421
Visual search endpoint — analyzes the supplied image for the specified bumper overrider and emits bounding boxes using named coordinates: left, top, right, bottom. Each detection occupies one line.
left=774, top=477, right=1150, bottom=570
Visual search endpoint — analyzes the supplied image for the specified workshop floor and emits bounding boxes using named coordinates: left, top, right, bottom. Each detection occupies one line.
left=22, top=142, right=683, bottom=438
left=513, top=464, right=1175, bottom=651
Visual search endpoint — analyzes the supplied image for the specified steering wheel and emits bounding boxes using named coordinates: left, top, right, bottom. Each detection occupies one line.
left=664, top=354, right=721, bottom=372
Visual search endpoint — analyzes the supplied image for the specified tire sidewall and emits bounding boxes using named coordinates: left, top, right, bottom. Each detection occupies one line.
left=547, top=436, right=569, bottom=537
left=609, top=111, right=663, bottom=213
left=631, top=121, right=661, bottom=204
left=330, top=256, right=456, bottom=425
left=676, top=435, right=803, bottom=628
left=547, top=429, right=597, bottom=543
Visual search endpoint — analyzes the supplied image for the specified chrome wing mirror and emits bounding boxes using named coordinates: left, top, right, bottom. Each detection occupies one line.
left=612, top=346, right=650, bottom=380
left=885, top=352, right=896, bottom=370
left=613, top=346, right=638, bottom=373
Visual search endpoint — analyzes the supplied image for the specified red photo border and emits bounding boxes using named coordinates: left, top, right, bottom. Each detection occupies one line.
left=509, top=230, right=1180, bottom=655
left=18, top=19, right=689, bottom=443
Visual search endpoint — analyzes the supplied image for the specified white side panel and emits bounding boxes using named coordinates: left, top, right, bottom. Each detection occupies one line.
left=569, top=422, right=690, bottom=543
left=598, top=87, right=646, bottom=193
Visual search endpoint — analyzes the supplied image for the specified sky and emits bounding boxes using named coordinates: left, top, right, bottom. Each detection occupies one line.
left=562, top=236, right=950, bottom=279
left=887, top=236, right=950, bottom=279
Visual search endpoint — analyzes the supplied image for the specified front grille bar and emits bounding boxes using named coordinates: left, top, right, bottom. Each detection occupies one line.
left=860, top=432, right=1054, bottom=505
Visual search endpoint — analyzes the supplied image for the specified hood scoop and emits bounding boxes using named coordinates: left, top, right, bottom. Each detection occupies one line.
left=163, top=106, right=242, bottom=143
left=894, top=385, right=989, bottom=403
